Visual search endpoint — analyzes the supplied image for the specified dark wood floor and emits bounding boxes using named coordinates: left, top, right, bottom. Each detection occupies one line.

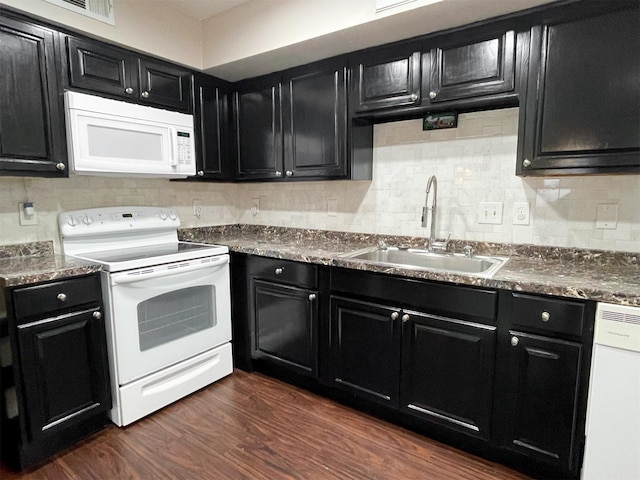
left=2, top=370, right=531, bottom=479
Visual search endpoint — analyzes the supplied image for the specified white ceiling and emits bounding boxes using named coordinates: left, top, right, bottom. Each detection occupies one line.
left=158, top=0, right=250, bottom=20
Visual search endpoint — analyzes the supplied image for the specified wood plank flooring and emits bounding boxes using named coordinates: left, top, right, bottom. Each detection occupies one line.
left=1, top=370, right=531, bottom=479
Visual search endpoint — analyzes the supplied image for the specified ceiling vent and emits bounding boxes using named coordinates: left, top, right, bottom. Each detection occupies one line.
left=43, top=0, right=115, bottom=25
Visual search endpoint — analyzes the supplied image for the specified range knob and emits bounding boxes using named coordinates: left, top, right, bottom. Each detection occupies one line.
left=67, top=216, right=78, bottom=227
left=82, top=215, right=94, bottom=225
left=159, top=211, right=167, bottom=220
left=169, top=211, right=177, bottom=220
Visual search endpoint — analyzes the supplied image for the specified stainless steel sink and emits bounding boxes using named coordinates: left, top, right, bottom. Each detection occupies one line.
left=340, top=247, right=509, bottom=278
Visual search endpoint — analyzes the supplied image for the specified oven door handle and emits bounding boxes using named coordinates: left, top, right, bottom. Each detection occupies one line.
left=111, top=256, right=228, bottom=285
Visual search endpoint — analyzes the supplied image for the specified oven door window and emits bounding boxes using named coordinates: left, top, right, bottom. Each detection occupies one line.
left=138, top=285, right=216, bottom=351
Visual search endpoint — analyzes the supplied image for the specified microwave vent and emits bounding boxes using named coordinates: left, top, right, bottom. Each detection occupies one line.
left=43, top=0, right=115, bottom=25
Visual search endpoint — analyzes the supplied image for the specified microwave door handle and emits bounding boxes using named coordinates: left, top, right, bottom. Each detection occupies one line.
left=169, top=128, right=178, bottom=167
left=111, top=256, right=228, bottom=285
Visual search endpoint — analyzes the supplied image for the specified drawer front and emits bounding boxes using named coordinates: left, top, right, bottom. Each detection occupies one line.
left=248, top=256, right=317, bottom=289
left=510, top=293, right=585, bottom=337
left=13, top=274, right=102, bottom=322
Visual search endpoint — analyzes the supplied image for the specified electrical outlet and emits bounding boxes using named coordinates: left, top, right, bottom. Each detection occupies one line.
left=192, top=199, right=203, bottom=218
left=327, top=198, right=337, bottom=217
left=478, top=202, right=503, bottom=224
left=18, top=202, right=38, bottom=226
left=250, top=198, right=260, bottom=216
left=513, top=202, right=530, bottom=225
left=596, top=203, right=618, bottom=229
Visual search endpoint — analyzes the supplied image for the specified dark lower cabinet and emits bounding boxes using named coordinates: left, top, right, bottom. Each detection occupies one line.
left=0, top=273, right=111, bottom=470
left=0, top=13, right=67, bottom=177
left=401, top=311, right=496, bottom=440
left=329, top=297, right=401, bottom=407
left=498, top=332, right=582, bottom=471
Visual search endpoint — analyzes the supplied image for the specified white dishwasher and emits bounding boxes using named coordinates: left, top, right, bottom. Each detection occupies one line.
left=581, top=303, right=640, bottom=480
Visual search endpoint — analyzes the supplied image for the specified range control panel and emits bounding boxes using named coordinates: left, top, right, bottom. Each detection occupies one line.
left=59, top=206, right=180, bottom=238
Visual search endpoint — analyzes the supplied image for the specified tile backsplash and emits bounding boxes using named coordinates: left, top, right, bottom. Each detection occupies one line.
left=1, top=107, right=639, bottom=253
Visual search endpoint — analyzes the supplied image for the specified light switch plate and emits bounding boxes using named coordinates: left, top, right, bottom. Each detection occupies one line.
left=478, top=202, right=503, bottom=224
left=327, top=198, right=337, bottom=217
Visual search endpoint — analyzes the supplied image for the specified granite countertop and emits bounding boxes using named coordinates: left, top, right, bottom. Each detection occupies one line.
left=0, top=241, right=102, bottom=288
left=180, top=225, right=640, bottom=307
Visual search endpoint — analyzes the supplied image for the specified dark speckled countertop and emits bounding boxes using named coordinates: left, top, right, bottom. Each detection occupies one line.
left=0, top=241, right=101, bottom=288
left=180, top=225, right=640, bottom=307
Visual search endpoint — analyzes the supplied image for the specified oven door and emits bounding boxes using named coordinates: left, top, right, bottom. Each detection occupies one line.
left=106, top=255, right=231, bottom=385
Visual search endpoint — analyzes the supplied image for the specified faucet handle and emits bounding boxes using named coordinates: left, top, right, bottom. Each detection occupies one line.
left=463, top=245, right=473, bottom=258
left=378, top=239, right=388, bottom=250
left=431, top=233, right=451, bottom=252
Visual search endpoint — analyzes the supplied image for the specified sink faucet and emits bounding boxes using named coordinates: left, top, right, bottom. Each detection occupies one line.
left=422, top=175, right=438, bottom=252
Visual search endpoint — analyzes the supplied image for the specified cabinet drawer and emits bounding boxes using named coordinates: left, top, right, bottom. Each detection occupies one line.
left=248, top=256, right=317, bottom=289
left=13, top=275, right=101, bottom=321
left=510, top=293, right=585, bottom=337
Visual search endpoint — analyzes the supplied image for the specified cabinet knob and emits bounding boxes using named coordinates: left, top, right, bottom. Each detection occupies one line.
left=285, top=170, right=293, bottom=177
left=541, top=311, right=550, bottom=322
left=401, top=313, right=410, bottom=323
left=510, top=336, right=519, bottom=347
left=429, top=91, right=437, bottom=99
left=410, top=93, right=418, bottom=102
left=55, top=162, right=66, bottom=171
left=56, top=293, right=67, bottom=302
left=390, top=312, right=399, bottom=320
left=93, top=311, right=102, bottom=319
left=141, top=91, right=150, bottom=98
left=125, top=87, right=133, bottom=94
left=308, top=293, right=316, bottom=301
left=197, top=170, right=205, bottom=177
left=275, top=171, right=283, bottom=177
left=523, top=159, right=532, bottom=168
left=274, top=267, right=283, bottom=275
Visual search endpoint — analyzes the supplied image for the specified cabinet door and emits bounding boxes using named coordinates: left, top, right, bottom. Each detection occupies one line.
left=233, top=76, right=283, bottom=180
left=0, top=16, right=66, bottom=176
left=67, top=36, right=137, bottom=99
left=426, top=30, right=515, bottom=104
left=352, top=44, right=421, bottom=113
left=17, top=308, right=110, bottom=442
left=499, top=331, right=582, bottom=472
left=400, top=310, right=496, bottom=440
left=251, top=280, right=317, bottom=377
left=329, top=296, right=401, bottom=407
left=191, top=74, right=230, bottom=180
left=282, top=60, right=348, bottom=179
left=519, top=7, right=640, bottom=175
left=138, top=58, right=193, bottom=112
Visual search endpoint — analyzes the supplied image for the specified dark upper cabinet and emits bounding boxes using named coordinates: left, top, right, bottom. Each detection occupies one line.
left=423, top=28, right=516, bottom=105
left=351, top=43, right=421, bottom=113
left=233, top=74, right=282, bottom=180
left=66, top=35, right=193, bottom=112
left=189, top=73, right=231, bottom=180
left=233, top=58, right=364, bottom=181
left=0, top=14, right=67, bottom=177
left=400, top=310, right=497, bottom=441
left=518, top=4, right=640, bottom=175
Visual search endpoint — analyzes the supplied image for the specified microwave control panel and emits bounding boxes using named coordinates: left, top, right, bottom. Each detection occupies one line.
left=176, top=131, right=193, bottom=165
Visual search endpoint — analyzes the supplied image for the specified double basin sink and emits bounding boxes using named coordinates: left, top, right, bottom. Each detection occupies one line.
left=340, top=246, right=509, bottom=278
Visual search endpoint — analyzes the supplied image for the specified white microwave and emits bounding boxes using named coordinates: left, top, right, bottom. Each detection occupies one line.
left=64, top=91, right=196, bottom=178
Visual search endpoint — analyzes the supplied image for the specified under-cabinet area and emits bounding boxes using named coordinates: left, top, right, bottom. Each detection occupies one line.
left=231, top=253, right=596, bottom=479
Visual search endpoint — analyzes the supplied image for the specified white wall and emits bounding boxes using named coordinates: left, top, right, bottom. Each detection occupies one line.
left=0, top=0, right=203, bottom=68
left=2, top=109, right=639, bottom=253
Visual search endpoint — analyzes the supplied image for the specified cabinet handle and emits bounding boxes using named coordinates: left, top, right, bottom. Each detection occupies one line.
left=274, top=268, right=283, bottom=275
left=409, top=93, right=418, bottom=102
left=429, top=91, right=437, bottom=99
left=197, top=170, right=205, bottom=177
left=125, top=87, right=133, bottom=94
left=93, top=311, right=102, bottom=319
left=308, top=293, right=316, bottom=301
left=275, top=171, right=282, bottom=177
left=56, top=293, right=67, bottom=302
left=510, top=336, right=519, bottom=347
left=541, top=311, right=550, bottom=322
left=55, top=162, right=66, bottom=171
left=141, top=91, right=150, bottom=98
left=285, top=170, right=293, bottom=177
left=401, top=313, right=410, bottom=323
left=523, top=159, right=532, bottom=168
left=390, top=312, right=399, bottom=320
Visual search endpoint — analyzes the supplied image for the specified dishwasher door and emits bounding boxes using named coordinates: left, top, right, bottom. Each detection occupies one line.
left=581, top=303, right=640, bottom=480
